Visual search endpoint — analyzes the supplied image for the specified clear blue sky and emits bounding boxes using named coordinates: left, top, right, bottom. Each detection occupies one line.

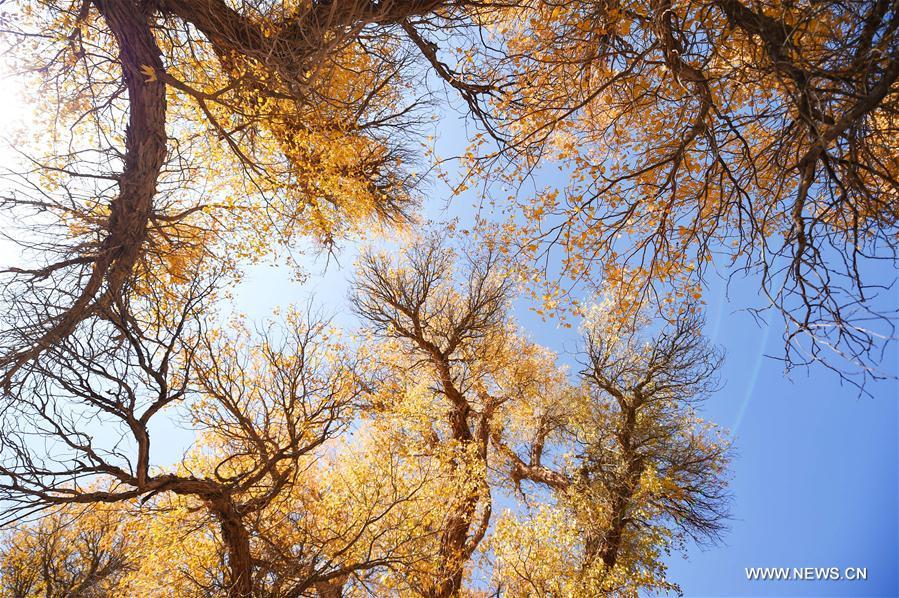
left=226, top=105, right=899, bottom=596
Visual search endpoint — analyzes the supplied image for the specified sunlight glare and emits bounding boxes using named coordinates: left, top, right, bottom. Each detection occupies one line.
left=0, top=64, right=30, bottom=268
left=0, top=67, right=32, bottom=154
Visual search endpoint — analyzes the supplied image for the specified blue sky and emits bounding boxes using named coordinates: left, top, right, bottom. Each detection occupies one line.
left=664, top=273, right=898, bottom=597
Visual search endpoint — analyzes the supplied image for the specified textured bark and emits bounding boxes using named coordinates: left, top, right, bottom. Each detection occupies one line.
left=161, top=0, right=450, bottom=62
left=210, top=498, right=255, bottom=598
left=95, top=1, right=166, bottom=297
left=596, top=461, right=644, bottom=571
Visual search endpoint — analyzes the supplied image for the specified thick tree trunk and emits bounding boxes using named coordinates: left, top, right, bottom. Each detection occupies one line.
left=598, top=469, right=640, bottom=571
left=209, top=498, right=255, bottom=598
left=432, top=506, right=474, bottom=598
left=1, top=0, right=167, bottom=385
left=431, top=403, right=485, bottom=598
left=94, top=0, right=167, bottom=296
left=596, top=404, right=645, bottom=572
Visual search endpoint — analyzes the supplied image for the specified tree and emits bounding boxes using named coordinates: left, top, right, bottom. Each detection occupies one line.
left=351, top=237, right=730, bottom=596
left=351, top=237, right=512, bottom=596
left=5, top=0, right=875, bottom=592
left=2, top=4, right=470, bottom=591
left=0, top=503, right=135, bottom=597
left=2, top=0, right=894, bottom=398
left=0, top=236, right=730, bottom=595
left=402, top=0, right=899, bottom=381
left=490, top=296, right=730, bottom=595
left=0, top=0, right=455, bottom=388
left=0, top=282, right=404, bottom=596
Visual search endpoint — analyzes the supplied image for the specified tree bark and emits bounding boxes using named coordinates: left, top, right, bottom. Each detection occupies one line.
left=209, top=497, right=255, bottom=598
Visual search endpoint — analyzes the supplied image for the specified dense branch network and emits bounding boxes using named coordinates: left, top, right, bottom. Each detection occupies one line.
left=0, top=0, right=891, bottom=595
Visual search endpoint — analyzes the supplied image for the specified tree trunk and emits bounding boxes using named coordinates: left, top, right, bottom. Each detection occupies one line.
left=210, top=498, right=254, bottom=597
left=596, top=404, right=645, bottom=572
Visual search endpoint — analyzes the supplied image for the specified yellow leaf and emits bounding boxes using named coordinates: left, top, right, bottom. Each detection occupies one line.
left=139, top=64, right=157, bottom=83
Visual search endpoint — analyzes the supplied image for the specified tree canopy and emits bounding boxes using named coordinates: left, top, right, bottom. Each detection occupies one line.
left=0, top=0, right=894, bottom=595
